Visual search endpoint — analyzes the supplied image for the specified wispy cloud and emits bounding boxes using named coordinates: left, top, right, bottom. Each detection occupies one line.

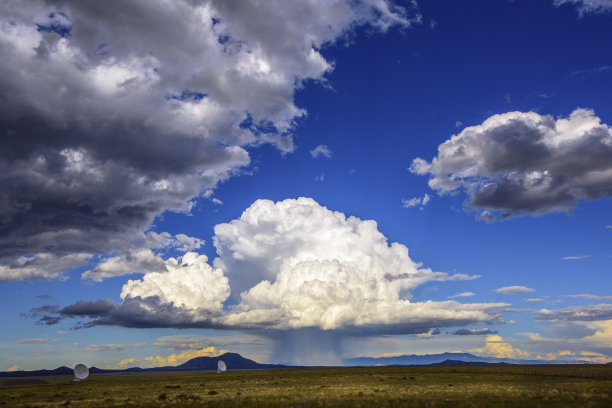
left=561, top=255, right=590, bottom=260
left=567, top=65, right=611, bottom=80
left=453, top=328, right=498, bottom=336
left=567, top=294, right=612, bottom=301
left=84, top=342, right=147, bottom=352
left=495, top=286, right=535, bottom=295
left=310, top=145, right=332, bottom=159
left=15, top=338, right=54, bottom=344
left=402, top=194, right=430, bottom=209
left=448, top=291, right=476, bottom=298
left=555, top=0, right=612, bottom=16
left=536, top=304, right=612, bottom=321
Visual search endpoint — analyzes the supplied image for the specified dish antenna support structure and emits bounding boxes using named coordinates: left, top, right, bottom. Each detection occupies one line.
left=73, top=364, right=89, bottom=381
left=217, top=360, right=226, bottom=374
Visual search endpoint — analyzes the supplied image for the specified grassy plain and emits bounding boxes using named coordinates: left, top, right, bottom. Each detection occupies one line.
left=1, top=365, right=611, bottom=407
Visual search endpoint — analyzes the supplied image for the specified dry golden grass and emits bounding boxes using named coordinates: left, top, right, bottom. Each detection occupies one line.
left=1, top=365, right=611, bottom=407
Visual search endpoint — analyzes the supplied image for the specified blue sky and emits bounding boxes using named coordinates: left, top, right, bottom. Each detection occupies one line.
left=1, top=0, right=612, bottom=370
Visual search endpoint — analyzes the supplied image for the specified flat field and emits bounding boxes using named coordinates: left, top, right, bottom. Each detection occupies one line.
left=1, top=365, right=611, bottom=407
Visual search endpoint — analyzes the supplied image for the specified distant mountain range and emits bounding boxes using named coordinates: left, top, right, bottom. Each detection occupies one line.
left=0, top=353, right=288, bottom=378
left=342, top=352, right=595, bottom=366
left=1, top=351, right=599, bottom=377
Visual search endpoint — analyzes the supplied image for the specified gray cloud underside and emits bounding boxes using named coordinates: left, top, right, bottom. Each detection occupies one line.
left=536, top=304, right=612, bottom=321
left=411, top=109, right=612, bottom=221
left=153, top=334, right=266, bottom=351
left=83, top=342, right=146, bottom=352
left=452, top=328, right=498, bottom=335
left=495, top=286, right=535, bottom=295
left=35, top=295, right=508, bottom=334
left=547, top=322, right=597, bottom=339
left=59, top=297, right=227, bottom=330
left=0, top=0, right=418, bottom=281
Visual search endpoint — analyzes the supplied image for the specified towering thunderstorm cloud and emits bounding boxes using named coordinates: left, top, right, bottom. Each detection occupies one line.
left=47, top=198, right=507, bottom=363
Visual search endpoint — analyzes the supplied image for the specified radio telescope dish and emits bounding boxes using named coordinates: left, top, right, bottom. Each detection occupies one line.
left=73, top=364, right=89, bottom=381
left=217, top=360, right=226, bottom=373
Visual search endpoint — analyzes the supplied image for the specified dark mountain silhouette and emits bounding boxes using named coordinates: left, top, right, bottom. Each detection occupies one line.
left=0, top=352, right=289, bottom=377
left=430, top=359, right=510, bottom=366
left=0, top=366, right=73, bottom=377
left=177, top=352, right=286, bottom=370
left=343, top=352, right=595, bottom=366
left=1, top=351, right=602, bottom=377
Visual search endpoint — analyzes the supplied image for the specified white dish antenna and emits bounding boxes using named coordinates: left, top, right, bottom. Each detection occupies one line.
left=217, top=360, right=226, bottom=374
left=73, top=364, right=89, bottom=381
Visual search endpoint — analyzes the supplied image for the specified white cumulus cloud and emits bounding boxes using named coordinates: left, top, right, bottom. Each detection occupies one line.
left=411, top=109, right=612, bottom=221
left=121, top=252, right=229, bottom=313
left=214, top=197, right=504, bottom=331
left=81, top=232, right=205, bottom=281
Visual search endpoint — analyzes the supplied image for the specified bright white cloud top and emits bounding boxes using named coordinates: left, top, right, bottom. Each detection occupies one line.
left=121, top=252, right=229, bottom=313
left=215, top=198, right=498, bottom=331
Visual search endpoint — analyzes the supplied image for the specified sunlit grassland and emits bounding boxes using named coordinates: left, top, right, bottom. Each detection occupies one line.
left=1, top=365, right=611, bottom=407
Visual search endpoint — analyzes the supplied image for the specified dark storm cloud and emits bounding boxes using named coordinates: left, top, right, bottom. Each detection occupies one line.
left=1, top=0, right=418, bottom=281
left=56, top=299, right=507, bottom=334
left=21, top=304, right=62, bottom=325
left=57, top=297, right=230, bottom=330
left=536, top=304, right=612, bottom=321
left=60, top=299, right=117, bottom=318
left=453, top=328, right=498, bottom=336
left=411, top=109, right=612, bottom=221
